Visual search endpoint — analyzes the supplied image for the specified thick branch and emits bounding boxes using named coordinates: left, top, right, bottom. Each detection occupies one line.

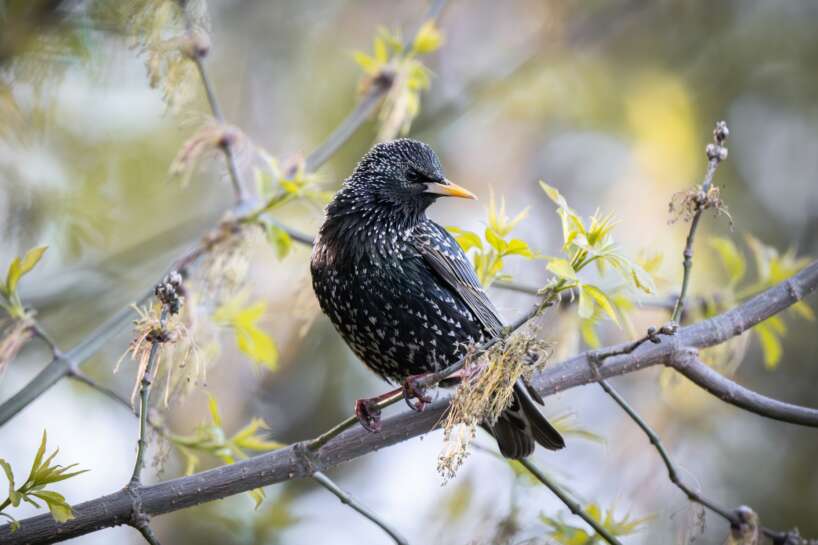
left=670, top=354, right=818, bottom=427
left=3, top=260, right=816, bottom=544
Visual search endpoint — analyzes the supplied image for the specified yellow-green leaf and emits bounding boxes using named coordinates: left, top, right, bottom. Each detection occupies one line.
left=577, top=284, right=593, bottom=319
left=447, top=227, right=483, bottom=252
left=207, top=393, right=223, bottom=427
left=31, top=491, right=74, bottom=523
left=250, top=487, right=266, bottom=510
left=755, top=322, right=782, bottom=369
left=236, top=326, right=279, bottom=371
left=583, top=284, right=620, bottom=327
left=353, top=51, right=379, bottom=74
left=484, top=228, right=506, bottom=252
left=791, top=301, right=815, bottom=322
left=266, top=225, right=292, bottom=260
left=547, top=258, right=578, bottom=281
left=709, top=238, right=746, bottom=285
left=539, top=181, right=567, bottom=208
left=412, top=20, right=443, bottom=55
left=19, top=246, right=47, bottom=276
left=629, top=262, right=656, bottom=294
left=0, top=459, right=15, bottom=502
left=504, top=239, right=533, bottom=258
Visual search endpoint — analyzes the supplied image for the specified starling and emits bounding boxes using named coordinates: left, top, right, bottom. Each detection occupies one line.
left=310, top=139, right=565, bottom=459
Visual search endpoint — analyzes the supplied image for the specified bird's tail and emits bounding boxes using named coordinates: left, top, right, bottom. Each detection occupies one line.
left=488, top=380, right=565, bottom=459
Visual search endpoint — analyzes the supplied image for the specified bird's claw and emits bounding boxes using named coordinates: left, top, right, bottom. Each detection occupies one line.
left=402, top=374, right=433, bottom=412
left=354, top=398, right=382, bottom=432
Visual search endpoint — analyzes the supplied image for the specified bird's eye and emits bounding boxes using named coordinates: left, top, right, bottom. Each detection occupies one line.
left=406, top=169, right=422, bottom=183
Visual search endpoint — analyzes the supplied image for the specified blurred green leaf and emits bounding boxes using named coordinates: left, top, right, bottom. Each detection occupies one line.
left=710, top=237, right=746, bottom=286
left=411, top=20, right=444, bottom=55
left=582, top=284, right=620, bottom=327
left=547, top=258, right=578, bottom=282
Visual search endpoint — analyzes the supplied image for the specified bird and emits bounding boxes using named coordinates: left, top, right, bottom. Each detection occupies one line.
left=310, top=138, right=564, bottom=459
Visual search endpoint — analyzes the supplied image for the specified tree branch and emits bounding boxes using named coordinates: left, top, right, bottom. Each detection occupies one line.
left=670, top=354, right=818, bottom=427
left=3, top=259, right=815, bottom=544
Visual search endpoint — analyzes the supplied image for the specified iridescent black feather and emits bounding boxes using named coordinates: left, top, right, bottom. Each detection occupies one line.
left=310, top=139, right=564, bottom=458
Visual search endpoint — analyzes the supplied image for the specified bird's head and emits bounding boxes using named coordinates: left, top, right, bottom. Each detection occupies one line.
left=334, top=139, right=476, bottom=225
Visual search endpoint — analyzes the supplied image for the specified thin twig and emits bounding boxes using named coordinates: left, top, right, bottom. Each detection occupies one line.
left=587, top=358, right=800, bottom=544
left=130, top=307, right=169, bottom=486
left=311, top=471, right=410, bottom=545
left=518, top=458, right=623, bottom=545
left=670, top=121, right=730, bottom=322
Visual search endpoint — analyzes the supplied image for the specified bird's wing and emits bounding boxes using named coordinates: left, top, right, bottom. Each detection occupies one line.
left=414, top=223, right=505, bottom=336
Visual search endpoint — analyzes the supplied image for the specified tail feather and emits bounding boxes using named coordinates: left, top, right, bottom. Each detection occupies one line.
left=488, top=381, right=565, bottom=459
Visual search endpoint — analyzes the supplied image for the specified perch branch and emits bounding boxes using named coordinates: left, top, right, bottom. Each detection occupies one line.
left=2, top=259, right=815, bottom=544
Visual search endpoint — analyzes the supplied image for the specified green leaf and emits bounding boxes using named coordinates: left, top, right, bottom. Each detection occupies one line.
left=265, top=225, right=292, bottom=260
left=0, top=459, right=15, bottom=505
left=207, top=393, right=223, bottom=427
left=4, top=258, right=21, bottom=297
left=0, top=511, right=19, bottom=532
left=231, top=418, right=285, bottom=452
left=539, top=181, right=568, bottom=209
left=504, top=239, right=533, bottom=258
left=709, top=238, right=746, bottom=286
left=484, top=228, right=507, bottom=253
left=580, top=319, right=601, bottom=348
left=755, top=321, right=782, bottom=369
left=352, top=51, right=379, bottom=74
left=30, top=491, right=74, bottom=523
left=583, top=284, right=620, bottom=327
left=546, top=258, right=578, bottom=281
left=28, top=430, right=48, bottom=481
left=577, top=284, right=593, bottom=319
left=447, top=227, right=483, bottom=252
left=236, top=326, right=279, bottom=371
left=5, top=246, right=47, bottom=296
left=629, top=261, right=656, bottom=294
left=791, top=301, right=815, bottom=322
left=249, top=487, right=266, bottom=510
left=19, top=246, right=47, bottom=276
left=411, top=20, right=443, bottom=55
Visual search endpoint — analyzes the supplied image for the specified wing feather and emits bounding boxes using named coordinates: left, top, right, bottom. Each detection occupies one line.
left=413, top=223, right=504, bottom=336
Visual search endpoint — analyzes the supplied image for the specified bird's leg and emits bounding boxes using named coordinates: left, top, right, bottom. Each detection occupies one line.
left=354, top=398, right=383, bottom=433
left=401, top=373, right=434, bottom=412
left=354, top=387, right=406, bottom=432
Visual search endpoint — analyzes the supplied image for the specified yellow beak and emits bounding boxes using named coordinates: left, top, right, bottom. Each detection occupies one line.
left=423, top=179, right=478, bottom=200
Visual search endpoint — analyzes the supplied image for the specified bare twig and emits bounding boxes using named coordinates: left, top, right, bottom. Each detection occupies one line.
left=670, top=121, right=730, bottom=322
left=3, top=260, right=815, bottom=544
left=129, top=306, right=169, bottom=486
left=311, top=471, right=410, bottom=545
left=518, top=458, right=623, bottom=545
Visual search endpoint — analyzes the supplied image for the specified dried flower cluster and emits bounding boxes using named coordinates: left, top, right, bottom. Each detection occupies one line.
left=437, top=331, right=552, bottom=481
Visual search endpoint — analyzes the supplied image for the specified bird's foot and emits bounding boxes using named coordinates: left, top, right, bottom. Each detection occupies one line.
left=402, top=374, right=433, bottom=412
left=354, top=398, right=382, bottom=433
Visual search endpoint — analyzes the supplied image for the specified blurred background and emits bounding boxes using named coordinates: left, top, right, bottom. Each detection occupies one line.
left=1, top=1, right=817, bottom=544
